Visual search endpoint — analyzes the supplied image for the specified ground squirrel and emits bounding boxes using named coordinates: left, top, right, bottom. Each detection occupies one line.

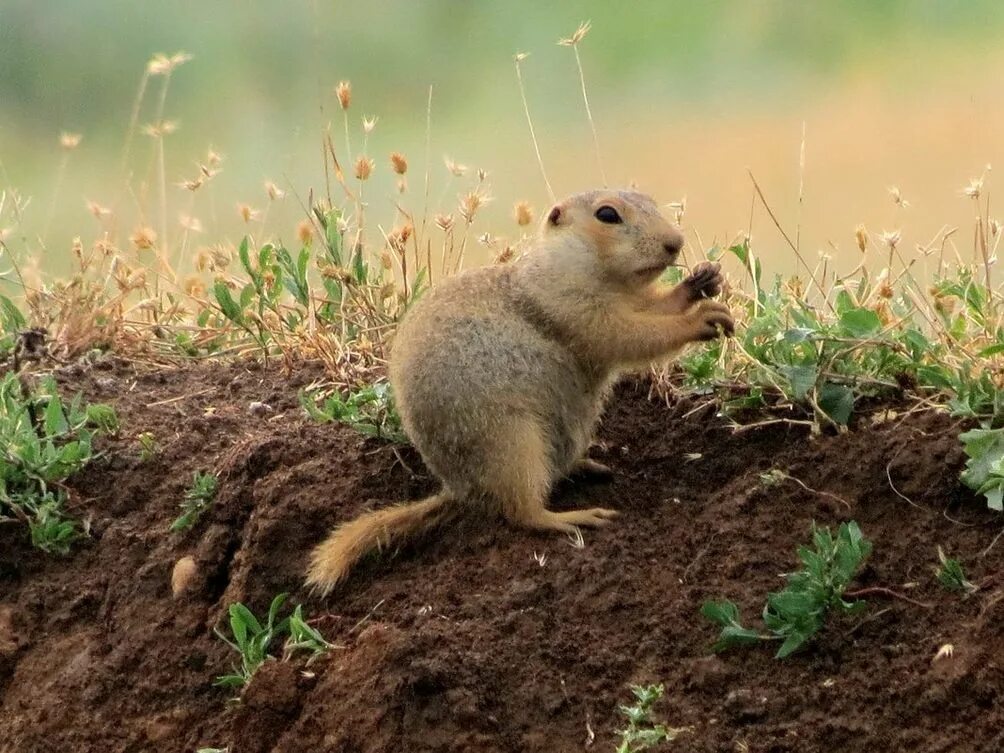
left=306, top=189, right=734, bottom=594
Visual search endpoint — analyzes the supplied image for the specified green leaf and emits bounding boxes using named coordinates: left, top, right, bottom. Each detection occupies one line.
left=817, top=382, right=855, bottom=425
left=839, top=307, right=882, bottom=338
left=43, top=396, right=69, bottom=436
left=780, top=364, right=818, bottom=401
left=213, top=282, right=244, bottom=324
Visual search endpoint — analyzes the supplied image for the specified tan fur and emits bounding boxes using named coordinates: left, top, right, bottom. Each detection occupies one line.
left=306, top=189, right=734, bottom=594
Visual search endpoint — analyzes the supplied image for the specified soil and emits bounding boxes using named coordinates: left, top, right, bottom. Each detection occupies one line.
left=1, top=358, right=1002, bottom=753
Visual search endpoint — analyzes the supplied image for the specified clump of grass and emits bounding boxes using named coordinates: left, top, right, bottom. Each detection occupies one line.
left=0, top=371, right=117, bottom=553
left=614, top=684, right=689, bottom=752
left=170, top=470, right=218, bottom=531
left=935, top=546, right=978, bottom=595
left=299, top=380, right=405, bottom=442
left=214, top=593, right=332, bottom=692
left=137, top=431, right=158, bottom=461
left=702, top=521, right=872, bottom=658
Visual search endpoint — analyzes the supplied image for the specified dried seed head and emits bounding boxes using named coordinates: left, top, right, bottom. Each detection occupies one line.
left=130, top=226, right=157, bottom=250
left=881, top=230, right=901, bottom=251
left=362, top=116, right=378, bottom=134
left=265, top=181, right=285, bottom=201
left=478, top=232, right=496, bottom=248
left=477, top=168, right=489, bottom=182
left=874, top=300, right=893, bottom=326
left=354, top=156, right=374, bottom=181
left=558, top=20, right=591, bottom=46
left=178, top=214, right=203, bottom=233
left=296, top=220, right=314, bottom=246
left=183, top=275, right=207, bottom=299
left=379, top=249, right=394, bottom=270
left=180, top=177, right=204, bottom=192
left=396, top=178, right=407, bottom=194
left=459, top=189, right=490, bottom=224
left=60, top=132, right=82, bottom=150
left=444, top=157, right=467, bottom=177
left=390, top=152, right=408, bottom=174
left=877, top=281, right=894, bottom=299
left=237, top=203, right=259, bottom=223
left=887, top=186, right=910, bottom=208
left=207, top=148, right=223, bottom=166
left=495, top=245, right=516, bottom=264
left=962, top=177, right=983, bottom=199
left=148, top=51, right=192, bottom=76
left=86, top=200, right=111, bottom=219
left=435, top=213, right=455, bottom=232
left=514, top=200, right=534, bottom=226
left=335, top=80, right=351, bottom=110
left=514, top=52, right=529, bottom=63
left=142, top=120, right=178, bottom=138
left=855, top=224, right=869, bottom=253
left=399, top=223, right=413, bottom=245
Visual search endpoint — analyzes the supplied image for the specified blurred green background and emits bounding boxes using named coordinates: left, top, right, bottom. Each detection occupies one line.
left=3, top=0, right=1004, bottom=276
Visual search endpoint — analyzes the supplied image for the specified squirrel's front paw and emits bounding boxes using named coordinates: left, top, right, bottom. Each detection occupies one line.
left=683, top=262, right=724, bottom=301
left=690, top=300, right=735, bottom=341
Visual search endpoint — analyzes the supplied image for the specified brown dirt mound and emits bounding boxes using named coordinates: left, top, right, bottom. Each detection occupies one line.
left=1, top=360, right=1002, bottom=753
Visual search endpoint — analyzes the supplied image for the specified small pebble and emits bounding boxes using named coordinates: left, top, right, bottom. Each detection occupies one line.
left=248, top=401, right=273, bottom=417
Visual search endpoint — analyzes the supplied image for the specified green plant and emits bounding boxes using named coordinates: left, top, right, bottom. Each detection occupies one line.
left=935, top=546, right=978, bottom=595
left=959, top=427, right=1004, bottom=510
left=137, top=431, right=158, bottom=461
left=214, top=593, right=330, bottom=691
left=170, top=471, right=218, bottom=531
left=0, top=371, right=117, bottom=553
left=614, top=684, right=688, bottom=752
left=299, top=380, right=405, bottom=442
left=702, top=521, right=872, bottom=658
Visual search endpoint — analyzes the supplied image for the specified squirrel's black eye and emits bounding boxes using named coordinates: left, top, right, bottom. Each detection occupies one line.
left=594, top=205, right=622, bottom=224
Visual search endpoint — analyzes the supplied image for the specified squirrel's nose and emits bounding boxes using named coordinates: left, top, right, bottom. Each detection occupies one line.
left=663, top=228, right=684, bottom=257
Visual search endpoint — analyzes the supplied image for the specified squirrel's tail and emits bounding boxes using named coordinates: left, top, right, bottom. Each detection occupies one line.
left=305, top=493, right=453, bottom=595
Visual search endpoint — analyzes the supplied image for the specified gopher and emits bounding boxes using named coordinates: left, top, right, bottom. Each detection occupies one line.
left=306, top=189, right=733, bottom=594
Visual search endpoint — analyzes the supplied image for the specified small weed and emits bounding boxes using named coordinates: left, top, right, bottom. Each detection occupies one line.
left=702, top=521, right=872, bottom=658
left=299, top=380, right=405, bottom=442
left=935, top=546, right=978, bottom=595
left=214, top=593, right=331, bottom=692
left=614, top=684, right=688, bottom=752
left=137, top=431, right=158, bottom=461
left=170, top=471, right=218, bottom=531
left=0, top=371, right=117, bottom=553
left=959, top=427, right=1004, bottom=510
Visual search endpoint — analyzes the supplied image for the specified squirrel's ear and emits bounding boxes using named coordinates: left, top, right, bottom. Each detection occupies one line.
left=547, top=204, right=564, bottom=226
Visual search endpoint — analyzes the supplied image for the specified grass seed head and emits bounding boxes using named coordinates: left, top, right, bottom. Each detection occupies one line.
left=390, top=152, right=408, bottom=175
left=183, top=275, right=207, bottom=298
left=444, top=157, right=467, bottom=177
left=130, top=226, right=157, bottom=250
left=855, top=224, right=869, bottom=253
left=558, top=21, right=591, bottom=46
left=459, top=189, right=489, bottom=224
left=335, top=80, right=351, bottom=110
left=237, top=203, right=259, bottom=223
left=514, top=200, right=534, bottom=226
left=435, top=213, right=454, bottom=232
left=265, top=181, right=285, bottom=201
left=354, top=156, right=374, bottom=181
left=296, top=220, right=314, bottom=246
left=60, top=132, right=82, bottom=150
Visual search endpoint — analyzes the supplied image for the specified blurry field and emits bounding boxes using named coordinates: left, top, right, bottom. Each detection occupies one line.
left=3, top=0, right=1004, bottom=278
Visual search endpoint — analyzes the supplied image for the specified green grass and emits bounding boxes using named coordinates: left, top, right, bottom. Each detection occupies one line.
left=170, top=471, right=219, bottom=532
left=0, top=371, right=117, bottom=554
left=214, top=593, right=332, bottom=692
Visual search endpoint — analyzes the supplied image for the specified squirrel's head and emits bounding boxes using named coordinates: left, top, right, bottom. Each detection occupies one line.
left=540, top=189, right=683, bottom=288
